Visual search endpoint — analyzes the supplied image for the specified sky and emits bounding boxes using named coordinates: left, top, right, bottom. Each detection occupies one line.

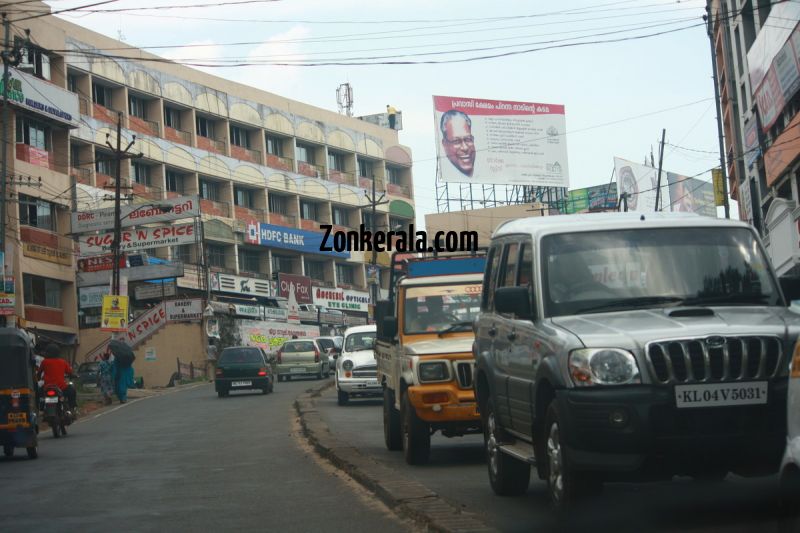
left=37, top=0, right=736, bottom=226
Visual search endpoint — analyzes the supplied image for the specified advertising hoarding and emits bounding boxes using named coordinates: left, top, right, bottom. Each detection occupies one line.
left=166, top=299, right=203, bottom=322
left=78, top=254, right=126, bottom=273
left=667, top=173, right=717, bottom=217
left=100, top=295, right=129, bottom=332
left=245, top=221, right=350, bottom=258
left=238, top=319, right=320, bottom=352
left=433, top=95, right=569, bottom=187
left=79, top=223, right=196, bottom=256
left=210, top=273, right=271, bottom=297
left=561, top=183, right=618, bottom=214
left=277, top=273, right=313, bottom=305
left=312, top=286, right=370, bottom=313
left=72, top=195, right=200, bottom=234
left=613, top=157, right=659, bottom=212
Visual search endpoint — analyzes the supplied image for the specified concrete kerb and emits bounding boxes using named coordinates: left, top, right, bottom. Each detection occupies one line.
left=294, top=382, right=497, bottom=533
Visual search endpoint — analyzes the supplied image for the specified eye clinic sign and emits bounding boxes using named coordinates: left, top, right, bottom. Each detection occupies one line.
left=79, top=223, right=196, bottom=256
left=72, top=195, right=199, bottom=233
left=312, top=287, right=370, bottom=312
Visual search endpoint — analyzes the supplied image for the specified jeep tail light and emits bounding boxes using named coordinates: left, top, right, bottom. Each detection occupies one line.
left=258, top=368, right=267, bottom=376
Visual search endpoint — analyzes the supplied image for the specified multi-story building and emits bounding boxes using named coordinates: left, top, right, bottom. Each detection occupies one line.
left=709, top=0, right=800, bottom=276
left=1, top=3, right=415, bottom=358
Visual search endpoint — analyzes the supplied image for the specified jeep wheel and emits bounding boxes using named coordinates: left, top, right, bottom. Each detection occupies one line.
left=337, top=389, right=349, bottom=406
left=483, top=398, right=530, bottom=496
left=401, top=391, right=430, bottom=465
left=383, top=388, right=402, bottom=451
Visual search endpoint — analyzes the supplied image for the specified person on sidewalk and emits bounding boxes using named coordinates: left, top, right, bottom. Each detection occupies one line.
left=112, top=353, right=135, bottom=404
left=97, top=350, right=115, bottom=406
left=386, top=104, right=398, bottom=129
left=37, top=343, right=78, bottom=411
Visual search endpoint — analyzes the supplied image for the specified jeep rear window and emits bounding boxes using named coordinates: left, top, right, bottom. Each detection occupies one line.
left=541, top=227, right=779, bottom=317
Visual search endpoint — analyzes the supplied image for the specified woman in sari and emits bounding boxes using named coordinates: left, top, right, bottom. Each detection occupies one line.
left=97, top=351, right=114, bottom=405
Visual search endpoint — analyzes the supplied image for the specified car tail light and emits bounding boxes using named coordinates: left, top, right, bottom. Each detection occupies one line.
left=215, top=368, right=223, bottom=377
left=276, top=349, right=282, bottom=364
left=258, top=368, right=267, bottom=376
left=314, top=347, right=320, bottom=363
left=46, top=389, right=57, bottom=397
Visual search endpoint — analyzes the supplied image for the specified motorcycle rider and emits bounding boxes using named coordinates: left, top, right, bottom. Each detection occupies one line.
left=37, top=343, right=77, bottom=414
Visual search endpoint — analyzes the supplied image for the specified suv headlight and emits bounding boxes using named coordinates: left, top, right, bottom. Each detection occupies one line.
left=342, top=360, right=354, bottom=371
left=568, top=348, right=640, bottom=387
left=418, top=361, right=449, bottom=382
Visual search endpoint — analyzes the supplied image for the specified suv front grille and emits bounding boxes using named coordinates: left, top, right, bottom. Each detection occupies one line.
left=455, top=361, right=474, bottom=389
left=646, top=336, right=783, bottom=385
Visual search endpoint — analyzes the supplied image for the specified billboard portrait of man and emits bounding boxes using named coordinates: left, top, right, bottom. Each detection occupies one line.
left=440, top=110, right=476, bottom=178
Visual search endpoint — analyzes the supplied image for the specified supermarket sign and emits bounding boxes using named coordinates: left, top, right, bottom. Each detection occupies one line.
left=79, top=223, right=196, bottom=255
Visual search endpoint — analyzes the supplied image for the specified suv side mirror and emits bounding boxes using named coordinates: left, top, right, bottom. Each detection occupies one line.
left=495, top=286, right=532, bottom=319
left=780, top=276, right=800, bottom=306
left=383, top=316, right=398, bottom=338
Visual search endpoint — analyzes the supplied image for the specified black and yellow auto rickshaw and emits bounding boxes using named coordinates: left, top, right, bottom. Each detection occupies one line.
left=0, top=328, right=39, bottom=459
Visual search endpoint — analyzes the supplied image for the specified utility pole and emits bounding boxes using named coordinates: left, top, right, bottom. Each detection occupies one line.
left=704, top=3, right=731, bottom=219
left=654, top=129, right=666, bottom=212
left=364, top=175, right=388, bottom=308
left=106, top=112, right=141, bottom=296
left=0, top=14, right=10, bottom=263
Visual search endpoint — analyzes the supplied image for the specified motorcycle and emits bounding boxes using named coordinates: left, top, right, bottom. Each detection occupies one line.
left=40, top=383, right=76, bottom=438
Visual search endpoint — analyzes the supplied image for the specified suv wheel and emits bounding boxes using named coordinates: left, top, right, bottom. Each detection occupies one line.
left=337, top=389, right=349, bottom=406
left=383, top=388, right=402, bottom=451
left=401, top=391, right=430, bottom=465
left=483, top=398, right=530, bottom=496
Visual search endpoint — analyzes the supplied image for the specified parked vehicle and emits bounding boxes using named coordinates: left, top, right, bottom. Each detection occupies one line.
left=76, top=361, right=100, bottom=388
left=316, top=336, right=343, bottom=371
left=276, top=339, right=330, bottom=381
left=473, top=212, right=800, bottom=510
left=215, top=346, right=276, bottom=398
left=0, top=328, right=39, bottom=459
left=335, top=325, right=379, bottom=405
left=40, top=383, right=76, bottom=439
left=376, top=251, right=486, bottom=464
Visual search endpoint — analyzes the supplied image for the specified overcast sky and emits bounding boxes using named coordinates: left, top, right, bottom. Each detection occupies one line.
left=41, top=0, right=736, bottom=224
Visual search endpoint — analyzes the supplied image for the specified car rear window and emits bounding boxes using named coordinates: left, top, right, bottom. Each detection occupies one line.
left=316, top=339, right=334, bottom=350
left=218, top=348, right=263, bottom=364
left=283, top=341, right=315, bottom=352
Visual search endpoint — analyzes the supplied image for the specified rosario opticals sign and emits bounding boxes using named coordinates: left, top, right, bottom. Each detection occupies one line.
left=1, top=68, right=79, bottom=127
left=245, top=221, right=350, bottom=259
left=71, top=195, right=200, bottom=234
left=79, top=223, right=196, bottom=255
left=312, top=287, right=370, bottom=312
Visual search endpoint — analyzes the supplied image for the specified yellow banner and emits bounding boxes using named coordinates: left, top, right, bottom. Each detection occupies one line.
left=101, top=295, right=129, bottom=332
left=712, top=168, right=725, bottom=206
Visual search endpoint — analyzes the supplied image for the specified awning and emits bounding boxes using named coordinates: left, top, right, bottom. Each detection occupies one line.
left=27, top=328, right=78, bottom=348
left=389, top=199, right=415, bottom=218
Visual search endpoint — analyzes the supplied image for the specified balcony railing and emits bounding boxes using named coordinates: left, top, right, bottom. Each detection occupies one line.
left=200, top=199, right=231, bottom=217
left=268, top=213, right=296, bottom=228
left=230, top=145, right=262, bottom=165
left=128, top=115, right=160, bottom=137
left=387, top=182, right=412, bottom=198
left=165, top=126, right=192, bottom=146
left=95, top=173, right=117, bottom=188
left=16, top=144, right=68, bottom=173
left=359, top=176, right=386, bottom=191
left=197, top=135, right=226, bottom=155
left=70, top=166, right=92, bottom=185
left=132, top=182, right=163, bottom=200
left=297, top=161, right=324, bottom=178
left=328, top=169, right=356, bottom=186
left=93, top=103, right=121, bottom=125
left=234, top=205, right=267, bottom=221
left=266, top=153, right=293, bottom=172
left=300, top=218, right=326, bottom=231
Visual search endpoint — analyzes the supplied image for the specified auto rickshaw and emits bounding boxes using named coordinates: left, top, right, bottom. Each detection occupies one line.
left=0, top=327, right=39, bottom=459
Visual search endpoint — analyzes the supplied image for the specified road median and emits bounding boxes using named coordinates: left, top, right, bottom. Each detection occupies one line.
left=295, top=382, right=496, bottom=533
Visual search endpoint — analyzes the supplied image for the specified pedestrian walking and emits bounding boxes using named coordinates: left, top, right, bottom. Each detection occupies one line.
left=386, top=104, right=398, bottom=129
left=97, top=350, right=114, bottom=406
left=112, top=352, right=135, bottom=404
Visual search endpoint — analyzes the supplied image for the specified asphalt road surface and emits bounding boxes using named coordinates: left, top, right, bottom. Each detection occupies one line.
left=318, top=390, right=800, bottom=533
left=1, top=379, right=413, bottom=533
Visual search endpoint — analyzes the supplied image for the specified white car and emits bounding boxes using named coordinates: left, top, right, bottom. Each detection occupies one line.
left=335, top=325, right=379, bottom=405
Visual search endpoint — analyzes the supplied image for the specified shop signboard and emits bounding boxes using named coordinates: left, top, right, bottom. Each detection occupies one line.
left=166, top=299, right=203, bottom=322
left=72, top=195, right=200, bottom=233
left=100, top=295, right=129, bottom=332
left=79, top=223, right=196, bottom=256
left=245, top=221, right=350, bottom=258
left=312, top=286, right=370, bottom=313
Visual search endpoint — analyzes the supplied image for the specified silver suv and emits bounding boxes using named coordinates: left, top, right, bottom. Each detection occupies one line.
left=473, top=212, right=800, bottom=510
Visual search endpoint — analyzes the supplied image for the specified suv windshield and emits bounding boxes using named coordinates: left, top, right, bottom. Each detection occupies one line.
left=404, top=283, right=482, bottom=334
left=218, top=348, right=263, bottom=364
left=344, top=332, right=375, bottom=352
left=542, top=227, right=780, bottom=317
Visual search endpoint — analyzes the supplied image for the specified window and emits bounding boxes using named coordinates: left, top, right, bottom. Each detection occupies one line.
left=19, top=194, right=54, bottom=231
left=235, top=187, right=254, bottom=208
left=238, top=248, right=262, bottom=273
left=92, top=82, right=112, bottom=107
left=387, top=166, right=401, bottom=184
left=269, top=195, right=288, bottom=215
left=300, top=201, right=319, bottom=220
left=328, top=152, right=345, bottom=171
left=389, top=217, right=406, bottom=231
left=272, top=255, right=294, bottom=273
left=500, top=243, right=519, bottom=288
left=67, top=73, right=78, bottom=94
left=166, top=170, right=184, bottom=193
left=128, top=95, right=147, bottom=119
left=23, top=275, right=61, bottom=308
left=206, top=244, right=226, bottom=268
left=305, top=260, right=325, bottom=280
left=131, top=162, right=151, bottom=186
left=740, top=82, right=749, bottom=112
left=230, top=125, right=249, bottom=148
left=336, top=264, right=355, bottom=285
left=358, top=158, right=374, bottom=178
left=518, top=243, right=533, bottom=288
left=196, top=116, right=215, bottom=138
left=19, top=43, right=50, bottom=80
left=164, top=107, right=181, bottom=130
left=266, top=135, right=284, bottom=156
left=332, top=207, right=349, bottom=226
left=95, top=155, right=115, bottom=177
left=296, top=143, right=314, bottom=164
left=482, top=244, right=502, bottom=311
left=362, top=212, right=376, bottom=230
left=70, top=144, right=81, bottom=168
left=172, top=244, right=193, bottom=263
left=200, top=179, right=220, bottom=201
left=16, top=116, right=49, bottom=150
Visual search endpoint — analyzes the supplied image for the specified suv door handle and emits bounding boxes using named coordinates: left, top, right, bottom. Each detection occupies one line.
left=507, top=330, right=517, bottom=342
left=488, top=325, right=497, bottom=337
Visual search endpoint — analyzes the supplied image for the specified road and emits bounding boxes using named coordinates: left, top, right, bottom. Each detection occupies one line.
left=317, top=390, right=799, bottom=533
left=1, top=378, right=413, bottom=533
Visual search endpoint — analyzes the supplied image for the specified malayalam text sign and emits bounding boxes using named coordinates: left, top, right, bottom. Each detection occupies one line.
left=312, top=287, right=370, bottom=313
left=72, top=195, right=200, bottom=233
left=79, top=223, right=196, bottom=256
left=433, top=95, right=569, bottom=187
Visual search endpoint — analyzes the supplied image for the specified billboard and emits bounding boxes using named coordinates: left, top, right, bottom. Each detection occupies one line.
left=667, top=172, right=717, bottom=217
left=245, top=220, right=350, bottom=259
left=278, top=273, right=313, bottom=305
left=72, top=195, right=199, bottom=233
left=79, top=223, right=197, bottom=256
left=613, top=157, right=659, bottom=212
left=101, top=295, right=129, bottom=332
left=433, top=95, right=568, bottom=187
left=561, top=183, right=618, bottom=214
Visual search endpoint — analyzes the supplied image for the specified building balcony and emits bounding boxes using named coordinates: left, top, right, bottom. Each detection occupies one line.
left=197, top=135, right=226, bottom=155
left=328, top=169, right=356, bottom=186
left=297, top=161, right=323, bottom=178
left=209, top=265, right=236, bottom=275
left=200, top=199, right=231, bottom=218
left=165, top=190, right=186, bottom=199
left=387, top=182, right=412, bottom=198
left=238, top=269, right=266, bottom=279
left=332, top=224, right=355, bottom=234
left=234, top=205, right=266, bottom=221
left=268, top=213, right=296, bottom=228
left=165, top=126, right=192, bottom=146
left=95, top=173, right=117, bottom=189
left=132, top=182, right=163, bottom=200
left=70, top=166, right=92, bottom=185
left=266, top=153, right=293, bottom=172
left=359, top=176, right=386, bottom=191
left=16, top=144, right=68, bottom=174
left=231, top=145, right=262, bottom=165
left=300, top=218, right=325, bottom=231
left=128, top=115, right=160, bottom=137
left=25, top=305, right=64, bottom=327
left=93, top=103, right=121, bottom=125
